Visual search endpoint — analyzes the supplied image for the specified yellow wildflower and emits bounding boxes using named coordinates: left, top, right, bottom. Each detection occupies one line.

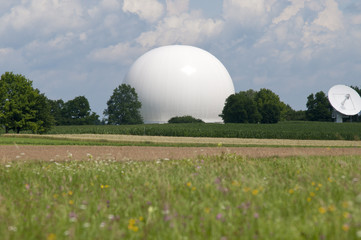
left=68, top=191, right=73, bottom=196
left=139, top=216, right=144, bottom=221
left=312, top=182, right=316, bottom=186
left=53, top=194, right=58, bottom=199
left=192, top=186, right=196, bottom=191
left=343, top=212, right=350, bottom=219
left=318, top=183, right=322, bottom=188
left=69, top=200, right=74, bottom=205
left=310, top=192, right=315, bottom=197
left=342, top=224, right=350, bottom=231
left=252, top=189, right=259, bottom=196
left=186, top=182, right=192, bottom=187
left=243, top=187, right=250, bottom=192
left=232, top=181, right=241, bottom=187
left=328, top=205, right=336, bottom=212
left=47, top=233, right=56, bottom=240
left=204, top=208, right=211, bottom=214
left=289, top=189, right=294, bottom=194
left=307, top=197, right=312, bottom=202
left=318, top=207, right=326, bottom=214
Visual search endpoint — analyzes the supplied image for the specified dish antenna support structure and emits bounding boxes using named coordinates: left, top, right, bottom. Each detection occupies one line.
left=328, top=85, right=361, bottom=123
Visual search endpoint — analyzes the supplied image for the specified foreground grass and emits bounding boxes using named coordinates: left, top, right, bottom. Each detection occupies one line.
left=1, top=155, right=361, bottom=239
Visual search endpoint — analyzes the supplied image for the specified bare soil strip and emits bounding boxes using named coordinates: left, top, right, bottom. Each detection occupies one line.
left=2, top=145, right=361, bottom=162
left=10, top=134, right=361, bottom=147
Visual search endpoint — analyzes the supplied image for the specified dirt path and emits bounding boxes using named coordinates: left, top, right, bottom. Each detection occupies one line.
left=2, top=145, right=361, bottom=162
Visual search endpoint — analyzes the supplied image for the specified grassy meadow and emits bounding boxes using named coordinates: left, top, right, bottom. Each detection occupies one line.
left=1, top=154, right=361, bottom=239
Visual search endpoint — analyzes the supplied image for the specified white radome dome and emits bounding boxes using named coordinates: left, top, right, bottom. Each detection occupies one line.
left=123, top=45, right=235, bottom=123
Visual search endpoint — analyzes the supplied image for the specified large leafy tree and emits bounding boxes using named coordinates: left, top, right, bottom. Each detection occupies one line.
left=0, top=72, right=54, bottom=133
left=255, top=88, right=282, bottom=123
left=48, top=96, right=99, bottom=125
left=306, top=91, right=332, bottom=121
left=104, top=84, right=143, bottom=125
left=221, top=89, right=284, bottom=124
left=61, top=96, right=99, bottom=125
left=220, top=91, right=261, bottom=123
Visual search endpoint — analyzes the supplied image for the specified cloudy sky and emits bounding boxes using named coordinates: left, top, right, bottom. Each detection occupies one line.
left=1, top=0, right=361, bottom=117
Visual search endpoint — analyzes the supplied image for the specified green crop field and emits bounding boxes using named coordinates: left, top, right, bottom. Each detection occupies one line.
left=1, top=154, right=360, bottom=240
left=3, top=121, right=360, bottom=141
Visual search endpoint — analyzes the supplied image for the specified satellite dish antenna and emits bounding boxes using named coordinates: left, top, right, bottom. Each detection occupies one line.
left=328, top=85, right=361, bottom=123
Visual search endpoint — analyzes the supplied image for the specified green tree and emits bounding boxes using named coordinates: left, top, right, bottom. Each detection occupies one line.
left=168, top=116, right=204, bottom=123
left=220, top=92, right=261, bottom=123
left=60, top=96, right=99, bottom=125
left=255, top=88, right=282, bottom=123
left=306, top=91, right=332, bottom=121
left=0, top=72, right=54, bottom=133
left=104, top=84, right=143, bottom=125
left=48, top=99, right=65, bottom=126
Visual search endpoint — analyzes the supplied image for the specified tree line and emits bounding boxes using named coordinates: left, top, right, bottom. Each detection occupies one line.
left=1, top=72, right=360, bottom=133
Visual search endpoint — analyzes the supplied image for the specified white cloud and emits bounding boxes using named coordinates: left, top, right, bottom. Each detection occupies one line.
left=166, top=0, right=189, bottom=16
left=136, top=13, right=224, bottom=48
left=313, top=0, right=343, bottom=31
left=273, top=0, right=306, bottom=24
left=101, top=0, right=121, bottom=11
left=89, top=42, right=144, bottom=64
left=223, top=0, right=275, bottom=26
left=0, top=0, right=85, bottom=35
left=122, top=0, right=164, bottom=22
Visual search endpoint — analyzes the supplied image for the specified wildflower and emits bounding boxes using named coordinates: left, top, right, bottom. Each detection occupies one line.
left=186, top=182, right=192, bottom=187
left=307, top=197, right=312, bottom=202
left=328, top=177, right=333, bottom=183
left=68, top=191, right=73, bottom=196
left=243, top=187, right=250, bottom=192
left=254, top=213, right=259, bottom=219
left=356, top=230, right=361, bottom=238
left=128, top=218, right=139, bottom=232
left=192, top=186, right=196, bottom=191
left=342, top=201, right=350, bottom=209
left=342, top=224, right=350, bottom=231
left=108, top=214, right=115, bottom=220
left=139, top=216, right=144, bottom=221
left=204, top=208, right=211, bottom=214
left=69, top=200, right=74, bottom=205
left=315, top=187, right=320, bottom=191
left=312, top=182, right=316, bottom=186
left=328, top=205, right=336, bottom=212
left=318, top=183, right=322, bottom=187
left=99, top=222, right=106, bottom=228
left=288, top=189, right=294, bottom=194
left=8, top=226, right=17, bottom=232
left=252, top=189, right=259, bottom=196
left=83, top=222, right=90, bottom=228
left=5, top=164, right=11, bottom=168
left=310, top=192, right=315, bottom=197
left=318, top=207, right=327, bottom=214
left=232, top=180, right=241, bottom=187
left=47, top=233, right=56, bottom=240
left=25, top=184, right=30, bottom=190
left=216, top=213, right=223, bottom=220
left=343, top=212, right=351, bottom=219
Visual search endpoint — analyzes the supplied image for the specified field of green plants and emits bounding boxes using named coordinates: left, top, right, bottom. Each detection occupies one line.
left=1, top=154, right=361, bottom=239
left=11, top=121, right=359, bottom=140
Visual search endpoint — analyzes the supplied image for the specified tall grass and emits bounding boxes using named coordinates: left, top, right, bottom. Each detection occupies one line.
left=1, top=154, right=360, bottom=239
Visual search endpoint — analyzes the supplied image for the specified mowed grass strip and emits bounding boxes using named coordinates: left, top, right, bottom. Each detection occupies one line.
left=1, top=154, right=361, bottom=239
left=3, top=133, right=361, bottom=148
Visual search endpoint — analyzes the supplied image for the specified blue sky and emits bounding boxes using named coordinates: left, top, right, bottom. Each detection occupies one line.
left=1, top=0, right=361, bottom=117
